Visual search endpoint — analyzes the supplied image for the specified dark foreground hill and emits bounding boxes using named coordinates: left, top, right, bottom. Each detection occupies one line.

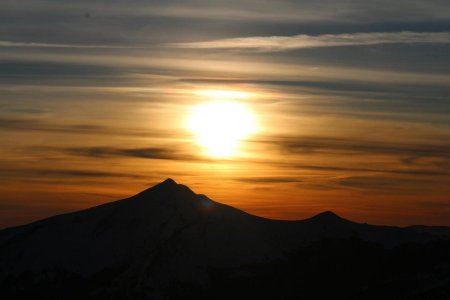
left=1, top=179, right=449, bottom=299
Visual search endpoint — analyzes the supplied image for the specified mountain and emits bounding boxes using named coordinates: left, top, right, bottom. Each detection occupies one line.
left=1, top=179, right=449, bottom=299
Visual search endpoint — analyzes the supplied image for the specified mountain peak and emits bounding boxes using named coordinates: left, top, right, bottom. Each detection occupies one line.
left=137, top=178, right=196, bottom=199
left=130, top=179, right=221, bottom=217
left=150, top=178, right=181, bottom=190
left=160, top=178, right=178, bottom=186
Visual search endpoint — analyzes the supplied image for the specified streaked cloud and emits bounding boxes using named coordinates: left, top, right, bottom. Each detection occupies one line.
left=0, top=168, right=145, bottom=180
left=171, top=31, right=450, bottom=52
left=338, top=176, right=435, bottom=191
left=0, top=40, right=141, bottom=49
left=3, top=51, right=449, bottom=86
left=267, top=135, right=450, bottom=159
left=0, top=117, right=178, bottom=139
left=65, top=146, right=206, bottom=162
left=257, top=135, right=450, bottom=178
left=291, top=164, right=450, bottom=177
left=3, top=0, right=449, bottom=24
left=234, top=177, right=301, bottom=183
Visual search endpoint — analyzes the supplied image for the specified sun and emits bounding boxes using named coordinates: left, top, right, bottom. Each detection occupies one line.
left=188, top=99, right=256, bottom=158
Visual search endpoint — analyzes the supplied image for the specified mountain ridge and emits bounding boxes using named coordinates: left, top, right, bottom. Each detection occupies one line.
left=1, top=178, right=449, bottom=299
left=1, top=179, right=447, bottom=244
left=0, top=178, right=417, bottom=230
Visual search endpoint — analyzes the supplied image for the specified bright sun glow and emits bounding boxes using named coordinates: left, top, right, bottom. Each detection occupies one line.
left=188, top=99, right=256, bottom=158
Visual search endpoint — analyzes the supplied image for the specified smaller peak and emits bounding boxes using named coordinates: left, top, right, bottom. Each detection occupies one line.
left=318, top=211, right=339, bottom=218
left=309, top=211, right=346, bottom=222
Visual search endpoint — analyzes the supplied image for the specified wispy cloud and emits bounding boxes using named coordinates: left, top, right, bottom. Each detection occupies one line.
left=338, top=175, right=436, bottom=191
left=256, top=135, right=450, bottom=177
left=0, top=117, right=106, bottom=134
left=264, top=136, right=450, bottom=159
left=171, top=31, right=450, bottom=52
left=0, top=168, right=145, bottom=180
left=0, top=40, right=141, bottom=49
left=65, top=146, right=207, bottom=162
left=233, top=177, right=301, bottom=184
left=0, top=117, right=169, bottom=138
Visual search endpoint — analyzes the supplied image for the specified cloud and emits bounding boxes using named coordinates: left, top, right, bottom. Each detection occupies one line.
left=0, top=61, right=129, bottom=86
left=0, top=117, right=104, bottom=134
left=416, top=201, right=450, bottom=209
left=337, top=175, right=435, bottom=191
left=5, top=108, right=52, bottom=115
left=0, top=40, right=141, bottom=49
left=40, top=170, right=140, bottom=178
left=266, top=136, right=450, bottom=159
left=65, top=146, right=206, bottom=162
left=292, top=164, right=450, bottom=177
left=257, top=135, right=450, bottom=177
left=170, top=31, right=450, bottom=52
left=2, top=1, right=450, bottom=55
left=0, top=118, right=129, bottom=137
left=182, top=78, right=450, bottom=110
left=3, top=48, right=449, bottom=87
left=234, top=177, right=301, bottom=183
left=0, top=117, right=168, bottom=138
left=0, top=168, right=144, bottom=179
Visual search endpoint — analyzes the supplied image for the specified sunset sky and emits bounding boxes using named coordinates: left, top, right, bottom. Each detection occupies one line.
left=1, top=0, right=450, bottom=228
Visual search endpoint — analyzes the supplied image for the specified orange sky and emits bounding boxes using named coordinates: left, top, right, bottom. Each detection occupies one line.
left=1, top=83, right=449, bottom=228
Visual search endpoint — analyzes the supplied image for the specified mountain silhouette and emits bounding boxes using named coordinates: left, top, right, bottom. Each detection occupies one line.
left=1, top=179, right=449, bottom=299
